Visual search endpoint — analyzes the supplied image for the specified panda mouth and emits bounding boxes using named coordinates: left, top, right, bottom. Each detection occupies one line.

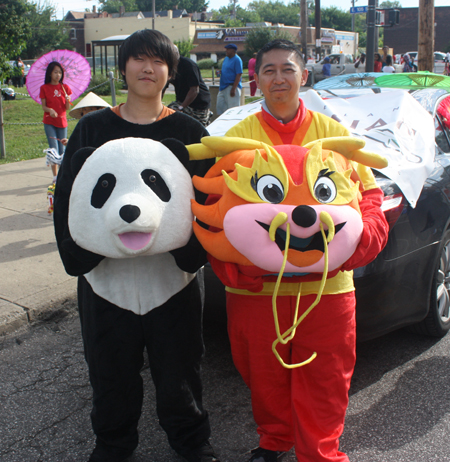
left=118, top=232, right=152, bottom=250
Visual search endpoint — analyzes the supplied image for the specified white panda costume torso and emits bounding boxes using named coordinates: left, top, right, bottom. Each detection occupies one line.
left=68, top=137, right=197, bottom=315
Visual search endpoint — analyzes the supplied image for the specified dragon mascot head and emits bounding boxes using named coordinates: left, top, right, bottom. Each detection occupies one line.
left=188, top=136, right=388, bottom=367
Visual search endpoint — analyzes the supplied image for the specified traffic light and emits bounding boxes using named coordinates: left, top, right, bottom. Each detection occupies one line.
left=388, top=9, right=400, bottom=26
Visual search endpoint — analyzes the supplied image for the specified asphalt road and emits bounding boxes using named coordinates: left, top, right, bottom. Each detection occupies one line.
left=2, top=284, right=450, bottom=462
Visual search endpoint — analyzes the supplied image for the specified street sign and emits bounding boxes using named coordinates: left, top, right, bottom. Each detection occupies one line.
left=350, top=6, right=368, bottom=13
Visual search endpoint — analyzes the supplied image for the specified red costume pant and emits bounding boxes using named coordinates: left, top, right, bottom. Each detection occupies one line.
left=227, top=291, right=356, bottom=462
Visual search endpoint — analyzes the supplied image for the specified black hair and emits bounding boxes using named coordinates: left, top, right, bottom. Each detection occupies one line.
left=44, top=62, right=64, bottom=84
left=118, top=29, right=178, bottom=83
left=374, top=53, right=382, bottom=62
left=386, top=55, right=393, bottom=66
left=255, top=39, right=305, bottom=75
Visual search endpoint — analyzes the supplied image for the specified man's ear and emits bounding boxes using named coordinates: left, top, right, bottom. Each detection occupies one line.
left=254, top=72, right=260, bottom=89
left=301, top=68, right=309, bottom=86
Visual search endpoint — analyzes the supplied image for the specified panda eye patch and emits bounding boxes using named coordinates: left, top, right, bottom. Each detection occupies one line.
left=91, top=173, right=116, bottom=209
left=141, top=169, right=171, bottom=202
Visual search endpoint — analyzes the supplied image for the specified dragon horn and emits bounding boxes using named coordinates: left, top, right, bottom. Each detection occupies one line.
left=187, top=136, right=268, bottom=160
left=304, top=137, right=388, bottom=169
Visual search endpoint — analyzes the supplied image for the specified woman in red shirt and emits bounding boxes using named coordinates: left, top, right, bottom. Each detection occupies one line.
left=40, top=61, right=72, bottom=183
left=374, top=53, right=383, bottom=72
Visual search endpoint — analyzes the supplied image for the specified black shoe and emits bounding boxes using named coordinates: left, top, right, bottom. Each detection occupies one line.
left=88, top=446, right=134, bottom=462
left=183, top=440, right=221, bottom=462
left=248, top=447, right=286, bottom=462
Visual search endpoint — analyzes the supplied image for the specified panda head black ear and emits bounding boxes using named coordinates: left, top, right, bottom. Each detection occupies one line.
left=71, top=147, right=96, bottom=177
left=160, top=138, right=189, bottom=169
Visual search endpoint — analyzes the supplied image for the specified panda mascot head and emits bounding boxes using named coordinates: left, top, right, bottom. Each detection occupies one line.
left=68, top=137, right=194, bottom=259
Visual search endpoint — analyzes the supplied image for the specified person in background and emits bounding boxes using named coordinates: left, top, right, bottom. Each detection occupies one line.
left=216, top=43, right=243, bottom=116
left=167, top=47, right=212, bottom=126
left=16, top=57, right=25, bottom=87
left=354, top=52, right=366, bottom=71
left=374, top=53, right=383, bottom=72
left=402, top=53, right=415, bottom=73
left=40, top=61, right=72, bottom=184
left=248, top=52, right=257, bottom=97
left=322, top=56, right=331, bottom=78
left=382, top=55, right=396, bottom=73
left=381, top=45, right=391, bottom=69
left=68, top=91, right=111, bottom=119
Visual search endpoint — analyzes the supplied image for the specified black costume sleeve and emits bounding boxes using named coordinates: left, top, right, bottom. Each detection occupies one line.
left=54, top=116, right=105, bottom=276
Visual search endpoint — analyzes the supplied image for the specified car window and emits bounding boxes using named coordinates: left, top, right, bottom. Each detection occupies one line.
left=345, top=55, right=353, bottom=64
left=329, top=55, right=339, bottom=64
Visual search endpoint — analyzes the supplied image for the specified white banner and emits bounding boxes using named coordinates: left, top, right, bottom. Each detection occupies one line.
left=208, top=89, right=436, bottom=207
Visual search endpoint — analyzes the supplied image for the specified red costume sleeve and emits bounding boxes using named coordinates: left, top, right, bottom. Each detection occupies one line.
left=209, top=256, right=265, bottom=292
left=340, top=188, right=389, bottom=271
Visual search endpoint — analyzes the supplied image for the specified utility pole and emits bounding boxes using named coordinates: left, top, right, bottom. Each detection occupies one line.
left=301, top=0, right=307, bottom=60
left=351, top=0, right=356, bottom=32
left=365, top=0, right=376, bottom=72
left=418, top=0, right=434, bottom=71
left=152, top=0, right=155, bottom=29
left=315, top=0, right=321, bottom=61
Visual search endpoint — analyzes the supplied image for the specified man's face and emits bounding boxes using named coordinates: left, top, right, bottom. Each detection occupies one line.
left=123, top=54, right=169, bottom=99
left=225, top=48, right=236, bottom=58
left=255, top=49, right=308, bottom=107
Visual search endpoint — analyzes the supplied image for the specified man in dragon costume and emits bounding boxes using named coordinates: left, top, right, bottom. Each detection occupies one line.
left=187, top=39, right=390, bottom=462
left=188, top=136, right=388, bottom=462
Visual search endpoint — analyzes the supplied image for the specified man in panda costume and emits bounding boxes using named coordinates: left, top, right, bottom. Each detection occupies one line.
left=53, top=30, right=218, bottom=462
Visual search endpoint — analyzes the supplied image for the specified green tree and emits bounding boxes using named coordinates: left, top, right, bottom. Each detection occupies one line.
left=20, top=2, right=71, bottom=59
left=98, top=0, right=138, bottom=14
left=244, top=26, right=293, bottom=57
left=0, top=0, right=31, bottom=81
left=134, top=0, right=209, bottom=12
left=379, top=1, right=402, bottom=8
left=247, top=0, right=302, bottom=26
left=310, top=6, right=351, bottom=31
left=174, top=38, right=194, bottom=57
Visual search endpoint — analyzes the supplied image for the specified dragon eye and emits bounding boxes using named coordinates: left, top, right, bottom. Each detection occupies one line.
left=256, top=175, right=284, bottom=204
left=314, top=176, right=337, bottom=203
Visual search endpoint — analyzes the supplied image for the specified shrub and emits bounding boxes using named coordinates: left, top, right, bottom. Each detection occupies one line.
left=87, top=73, right=122, bottom=96
left=197, top=58, right=217, bottom=70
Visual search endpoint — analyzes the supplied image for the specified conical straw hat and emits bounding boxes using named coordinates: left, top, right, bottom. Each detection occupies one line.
left=69, top=92, right=111, bottom=119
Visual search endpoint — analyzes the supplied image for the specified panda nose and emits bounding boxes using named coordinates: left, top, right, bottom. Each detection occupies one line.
left=120, top=205, right=141, bottom=223
left=291, top=205, right=317, bottom=228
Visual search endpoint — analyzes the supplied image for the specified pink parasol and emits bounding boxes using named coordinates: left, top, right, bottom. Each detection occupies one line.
left=26, top=49, right=91, bottom=104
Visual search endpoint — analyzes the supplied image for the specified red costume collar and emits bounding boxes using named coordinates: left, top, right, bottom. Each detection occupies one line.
left=261, top=99, right=307, bottom=133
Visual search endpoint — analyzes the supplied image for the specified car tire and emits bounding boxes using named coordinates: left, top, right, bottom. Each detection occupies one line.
left=409, top=229, right=450, bottom=337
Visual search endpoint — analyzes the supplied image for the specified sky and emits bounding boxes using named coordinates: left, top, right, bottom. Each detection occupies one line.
left=47, top=0, right=448, bottom=21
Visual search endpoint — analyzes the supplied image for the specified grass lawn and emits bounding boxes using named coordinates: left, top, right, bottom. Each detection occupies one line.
left=0, top=89, right=176, bottom=165
left=1, top=85, right=260, bottom=165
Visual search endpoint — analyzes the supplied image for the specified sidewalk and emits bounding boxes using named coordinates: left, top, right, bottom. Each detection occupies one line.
left=0, top=158, right=77, bottom=335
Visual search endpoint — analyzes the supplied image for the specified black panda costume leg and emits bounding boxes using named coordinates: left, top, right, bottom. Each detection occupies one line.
left=78, top=275, right=210, bottom=459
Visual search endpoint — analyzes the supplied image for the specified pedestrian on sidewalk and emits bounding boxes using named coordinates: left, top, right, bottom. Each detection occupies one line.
left=54, top=29, right=219, bottom=462
left=216, top=43, right=243, bottom=116
left=40, top=61, right=72, bottom=184
left=248, top=52, right=257, bottom=97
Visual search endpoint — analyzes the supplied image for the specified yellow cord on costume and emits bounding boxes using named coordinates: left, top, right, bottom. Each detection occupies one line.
left=270, top=211, right=335, bottom=369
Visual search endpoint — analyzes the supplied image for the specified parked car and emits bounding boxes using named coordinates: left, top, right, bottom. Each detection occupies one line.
left=205, top=87, right=450, bottom=341
left=404, top=51, right=446, bottom=74
left=1, top=87, right=15, bottom=100
left=306, top=54, right=356, bottom=84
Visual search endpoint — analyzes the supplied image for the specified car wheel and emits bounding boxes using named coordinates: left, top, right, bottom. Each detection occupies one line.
left=410, top=229, right=450, bottom=337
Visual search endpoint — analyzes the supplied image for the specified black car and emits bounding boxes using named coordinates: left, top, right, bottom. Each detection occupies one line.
left=204, top=87, right=450, bottom=341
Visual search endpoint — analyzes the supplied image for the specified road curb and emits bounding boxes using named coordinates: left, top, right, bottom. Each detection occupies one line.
left=0, top=279, right=78, bottom=336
